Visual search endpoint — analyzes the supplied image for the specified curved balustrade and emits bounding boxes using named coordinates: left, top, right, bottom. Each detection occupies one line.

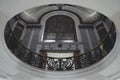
left=4, top=4, right=116, bottom=71
left=4, top=21, right=116, bottom=71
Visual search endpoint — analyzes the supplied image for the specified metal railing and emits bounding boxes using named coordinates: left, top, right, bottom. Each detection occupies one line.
left=4, top=21, right=116, bottom=71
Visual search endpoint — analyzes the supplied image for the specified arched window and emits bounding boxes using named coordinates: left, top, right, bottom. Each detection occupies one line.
left=43, top=15, right=77, bottom=42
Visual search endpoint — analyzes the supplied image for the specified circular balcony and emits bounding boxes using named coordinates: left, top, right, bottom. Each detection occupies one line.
left=4, top=4, right=116, bottom=71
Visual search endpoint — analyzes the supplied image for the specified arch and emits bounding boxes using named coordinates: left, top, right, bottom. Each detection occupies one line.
left=39, top=11, right=80, bottom=42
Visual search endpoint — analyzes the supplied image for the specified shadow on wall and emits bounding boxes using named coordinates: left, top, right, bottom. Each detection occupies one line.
left=111, top=11, right=120, bottom=30
left=0, top=11, right=10, bottom=35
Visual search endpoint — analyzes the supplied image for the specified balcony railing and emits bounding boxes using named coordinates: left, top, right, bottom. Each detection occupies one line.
left=4, top=18, right=116, bottom=71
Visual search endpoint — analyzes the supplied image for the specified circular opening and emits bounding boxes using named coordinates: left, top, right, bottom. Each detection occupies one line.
left=4, top=4, right=117, bottom=71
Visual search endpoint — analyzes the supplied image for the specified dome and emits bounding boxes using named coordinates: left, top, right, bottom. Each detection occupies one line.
left=4, top=4, right=116, bottom=71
